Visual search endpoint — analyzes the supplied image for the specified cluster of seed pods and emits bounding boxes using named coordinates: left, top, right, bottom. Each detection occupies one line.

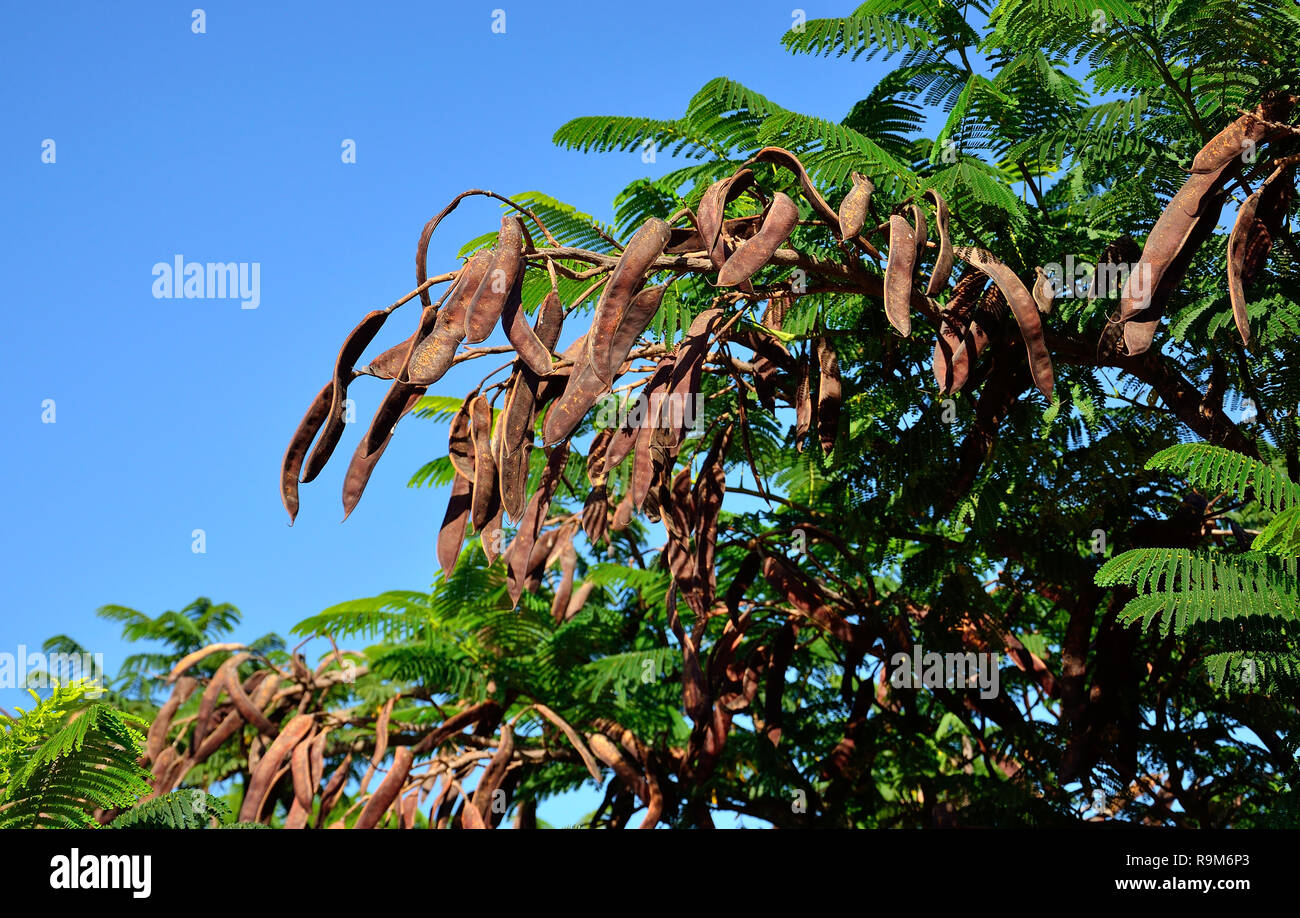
left=282, top=109, right=1298, bottom=623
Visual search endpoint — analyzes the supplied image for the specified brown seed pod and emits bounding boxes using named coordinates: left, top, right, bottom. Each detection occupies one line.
left=342, top=386, right=427, bottom=521
left=448, top=397, right=477, bottom=481
left=693, top=426, right=731, bottom=608
left=472, top=725, right=515, bottom=821
left=355, top=746, right=414, bottom=830
left=816, top=337, right=841, bottom=455
left=589, top=219, right=672, bottom=381
left=365, top=333, right=418, bottom=378
left=745, top=146, right=843, bottom=236
left=665, top=308, right=725, bottom=451
left=468, top=395, right=500, bottom=531
left=1226, top=172, right=1293, bottom=346
left=301, top=309, right=391, bottom=483
left=281, top=381, right=333, bottom=525
left=604, top=284, right=667, bottom=380
left=884, top=213, right=919, bottom=336
left=611, top=493, right=635, bottom=532
left=838, top=172, right=874, bottom=242
left=795, top=356, right=812, bottom=451
left=697, top=171, right=758, bottom=277
left=922, top=189, right=953, bottom=295
left=238, top=714, right=316, bottom=823
left=290, top=728, right=316, bottom=812
left=506, top=444, right=569, bottom=606
left=541, top=361, right=609, bottom=446
left=481, top=504, right=505, bottom=565
left=406, top=249, right=492, bottom=384
left=146, top=676, right=197, bottom=763
left=954, top=246, right=1054, bottom=399
left=717, top=192, right=800, bottom=287
left=1191, top=97, right=1296, bottom=174
left=606, top=356, right=674, bottom=473
left=438, top=472, right=472, bottom=581
left=498, top=435, right=532, bottom=524
left=190, top=652, right=250, bottom=754
left=224, top=663, right=276, bottom=736
left=582, top=484, right=609, bottom=545
left=500, top=276, right=553, bottom=376
left=1032, top=266, right=1055, bottom=315
left=465, top=216, right=526, bottom=344
left=665, top=215, right=763, bottom=254
left=1116, top=158, right=1234, bottom=354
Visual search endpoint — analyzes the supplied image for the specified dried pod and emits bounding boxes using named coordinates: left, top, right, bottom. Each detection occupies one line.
left=1226, top=171, right=1293, bottom=346
left=816, top=337, right=841, bottom=454
left=745, top=146, right=843, bottom=236
left=355, top=746, right=414, bottom=830
left=481, top=505, right=505, bottom=565
left=238, top=714, right=316, bottom=823
left=717, top=192, right=799, bottom=287
left=583, top=484, right=609, bottom=544
left=954, top=246, right=1054, bottom=399
left=1032, top=267, right=1055, bottom=315
left=697, top=171, right=758, bottom=277
left=604, top=284, right=667, bottom=379
left=541, top=361, right=610, bottom=446
left=498, top=435, right=532, bottom=524
left=838, top=172, right=874, bottom=242
left=794, top=356, right=812, bottom=451
left=549, top=538, right=577, bottom=623
left=448, top=398, right=477, bottom=481
left=281, top=381, right=332, bottom=524
left=506, top=444, right=569, bottom=606
left=342, top=386, right=427, bottom=521
left=611, top=493, right=635, bottom=532
left=406, top=250, right=492, bottom=384
left=501, top=275, right=553, bottom=376
left=301, top=309, right=391, bottom=482
left=468, top=395, right=500, bottom=530
left=465, top=216, right=525, bottom=344
left=438, top=473, right=472, bottom=580
left=922, top=189, right=953, bottom=295
left=1191, top=97, right=1296, bottom=174
left=606, top=356, right=674, bottom=473
left=884, top=213, right=919, bottom=336
left=589, top=218, right=672, bottom=381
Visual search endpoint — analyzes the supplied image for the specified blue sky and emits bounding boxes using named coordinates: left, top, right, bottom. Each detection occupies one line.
left=0, top=0, right=891, bottom=824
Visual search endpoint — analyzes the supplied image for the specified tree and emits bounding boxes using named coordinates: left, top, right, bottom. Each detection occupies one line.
left=33, top=1, right=1300, bottom=829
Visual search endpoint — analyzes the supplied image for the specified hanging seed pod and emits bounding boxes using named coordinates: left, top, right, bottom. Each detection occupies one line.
left=498, top=436, right=532, bottom=524
left=665, top=215, right=763, bottom=253
left=406, top=249, right=492, bottom=384
left=364, top=333, right=419, bottom=378
left=506, top=444, right=569, bottom=606
left=472, top=726, right=516, bottom=822
left=481, top=505, right=505, bottom=565
left=583, top=484, right=609, bottom=544
left=717, top=192, right=800, bottom=287
left=763, top=294, right=790, bottom=332
left=794, top=355, right=812, bottom=452
left=468, top=395, right=499, bottom=530
left=1190, top=97, right=1296, bottom=174
left=693, top=425, right=731, bottom=608
left=816, top=337, right=841, bottom=455
left=301, top=309, right=392, bottom=482
left=606, top=356, right=674, bottom=473
left=665, top=308, right=725, bottom=451
left=954, top=246, right=1054, bottom=399
left=1116, top=155, right=1234, bottom=354
left=448, top=397, right=477, bottom=481
left=550, top=538, right=578, bottom=622
left=146, top=676, right=197, bottom=762
left=698, top=170, right=757, bottom=276
left=1227, top=170, right=1293, bottom=346
left=589, top=218, right=672, bottom=382
left=343, top=386, right=427, bottom=521
left=922, top=189, right=953, bottom=296
left=501, top=277, right=553, bottom=376
left=465, top=216, right=525, bottom=344
left=745, top=146, right=843, bottom=236
left=838, top=172, right=874, bottom=242
left=281, top=381, right=333, bottom=524
left=1032, top=267, right=1056, bottom=315
left=604, top=284, right=667, bottom=380
left=438, top=473, right=473, bottom=581
left=542, top=361, right=610, bottom=446
left=238, top=714, right=316, bottom=823
left=355, top=746, right=414, bottom=830
left=884, top=213, right=919, bottom=336
left=611, top=492, right=635, bottom=532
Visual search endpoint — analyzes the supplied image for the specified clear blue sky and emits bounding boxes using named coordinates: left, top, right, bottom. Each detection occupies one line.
left=1, top=0, right=887, bottom=824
